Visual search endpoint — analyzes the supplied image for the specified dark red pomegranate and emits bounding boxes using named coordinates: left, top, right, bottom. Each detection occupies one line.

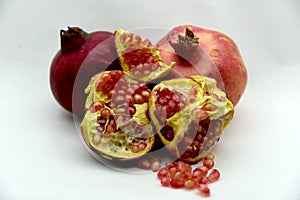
left=81, top=70, right=155, bottom=160
left=149, top=76, right=234, bottom=164
left=50, top=26, right=119, bottom=116
left=156, top=25, right=248, bottom=106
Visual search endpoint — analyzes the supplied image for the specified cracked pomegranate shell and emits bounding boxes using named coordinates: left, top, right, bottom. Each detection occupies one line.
left=114, top=29, right=175, bottom=82
left=80, top=70, right=155, bottom=160
left=149, top=76, right=234, bottom=164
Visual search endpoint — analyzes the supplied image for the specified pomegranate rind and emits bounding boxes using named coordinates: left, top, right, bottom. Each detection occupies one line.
left=81, top=71, right=155, bottom=160
left=149, top=76, right=233, bottom=163
left=114, top=29, right=175, bottom=82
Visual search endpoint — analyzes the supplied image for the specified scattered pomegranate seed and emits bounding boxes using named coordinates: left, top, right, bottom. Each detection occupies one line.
left=170, top=180, right=184, bottom=189
left=184, top=179, right=196, bottom=190
left=151, top=160, right=161, bottom=172
left=156, top=153, right=220, bottom=197
left=204, top=153, right=215, bottom=160
left=203, top=159, right=214, bottom=170
left=193, top=166, right=208, bottom=178
left=207, top=169, right=220, bottom=183
left=138, top=159, right=151, bottom=170
left=157, top=168, right=169, bottom=180
left=197, top=184, right=210, bottom=197
left=161, top=177, right=170, bottom=187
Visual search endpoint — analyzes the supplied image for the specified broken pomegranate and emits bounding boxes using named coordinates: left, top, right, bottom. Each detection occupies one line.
left=50, top=26, right=119, bottom=116
left=80, top=70, right=155, bottom=160
left=149, top=76, right=234, bottom=164
left=156, top=25, right=248, bottom=106
left=114, top=29, right=175, bottom=82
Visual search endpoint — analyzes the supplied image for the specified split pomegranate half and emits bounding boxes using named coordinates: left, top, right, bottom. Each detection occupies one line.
left=149, top=76, right=234, bottom=164
left=81, top=70, right=155, bottom=160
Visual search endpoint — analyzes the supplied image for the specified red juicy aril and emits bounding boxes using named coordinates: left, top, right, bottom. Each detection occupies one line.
left=149, top=76, right=234, bottom=164
left=50, top=26, right=119, bottom=116
left=81, top=70, right=155, bottom=160
left=156, top=25, right=248, bottom=106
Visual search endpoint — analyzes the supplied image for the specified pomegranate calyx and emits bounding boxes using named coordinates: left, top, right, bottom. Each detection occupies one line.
left=60, top=26, right=90, bottom=54
left=169, top=27, right=200, bottom=62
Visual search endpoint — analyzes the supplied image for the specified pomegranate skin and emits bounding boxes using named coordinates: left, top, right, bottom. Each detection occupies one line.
left=50, top=27, right=119, bottom=116
left=156, top=25, right=248, bottom=106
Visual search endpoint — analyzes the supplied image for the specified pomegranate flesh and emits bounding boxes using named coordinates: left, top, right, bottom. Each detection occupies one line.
left=156, top=25, right=248, bottom=106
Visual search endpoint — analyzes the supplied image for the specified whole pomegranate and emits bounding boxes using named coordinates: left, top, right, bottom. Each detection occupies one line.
left=149, top=76, right=234, bottom=164
left=50, top=26, right=119, bottom=116
left=156, top=25, right=248, bottom=106
left=81, top=70, right=155, bottom=160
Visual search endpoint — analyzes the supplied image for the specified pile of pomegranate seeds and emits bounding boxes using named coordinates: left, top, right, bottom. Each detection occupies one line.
left=156, top=153, right=220, bottom=197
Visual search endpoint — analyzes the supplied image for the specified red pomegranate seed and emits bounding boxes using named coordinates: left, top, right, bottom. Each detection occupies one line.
left=134, top=94, right=144, bottom=104
left=193, top=166, right=208, bottom=178
left=157, top=168, right=169, bottom=180
left=151, top=160, right=161, bottom=172
left=101, top=108, right=111, bottom=118
left=138, top=142, right=147, bottom=151
left=160, top=177, right=170, bottom=187
left=141, top=90, right=150, bottom=99
left=184, top=179, right=196, bottom=190
left=91, top=102, right=104, bottom=112
left=96, top=79, right=106, bottom=91
left=93, top=134, right=101, bottom=145
left=207, top=169, right=221, bottom=183
left=169, top=167, right=177, bottom=177
left=170, top=180, right=184, bottom=189
left=131, top=145, right=139, bottom=153
left=138, top=159, right=151, bottom=170
left=128, top=106, right=136, bottom=115
left=172, top=172, right=182, bottom=181
left=181, top=172, right=193, bottom=181
left=197, top=184, right=210, bottom=197
left=101, top=73, right=111, bottom=82
left=158, top=97, right=168, bottom=105
left=204, top=153, right=215, bottom=160
left=203, top=159, right=214, bottom=170
left=168, top=100, right=176, bottom=109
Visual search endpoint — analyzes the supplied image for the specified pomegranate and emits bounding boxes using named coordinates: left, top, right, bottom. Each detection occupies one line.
left=114, top=29, right=175, bottom=82
left=149, top=76, right=234, bottom=164
left=156, top=25, right=248, bottom=106
left=50, top=26, right=119, bottom=116
left=81, top=70, right=155, bottom=160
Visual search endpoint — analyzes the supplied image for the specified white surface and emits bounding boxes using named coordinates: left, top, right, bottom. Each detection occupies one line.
left=1, top=0, right=300, bottom=199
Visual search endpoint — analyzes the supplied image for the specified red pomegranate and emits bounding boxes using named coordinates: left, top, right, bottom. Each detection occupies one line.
left=156, top=25, right=248, bottom=106
left=50, top=26, right=119, bottom=116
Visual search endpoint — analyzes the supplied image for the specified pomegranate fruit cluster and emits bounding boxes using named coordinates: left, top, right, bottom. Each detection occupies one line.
left=78, top=29, right=234, bottom=163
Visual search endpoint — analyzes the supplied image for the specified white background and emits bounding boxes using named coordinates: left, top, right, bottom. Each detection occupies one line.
left=1, top=0, right=300, bottom=199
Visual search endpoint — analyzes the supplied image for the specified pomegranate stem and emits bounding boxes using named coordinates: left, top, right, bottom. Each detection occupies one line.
left=60, top=26, right=90, bottom=54
left=169, top=28, right=200, bottom=62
